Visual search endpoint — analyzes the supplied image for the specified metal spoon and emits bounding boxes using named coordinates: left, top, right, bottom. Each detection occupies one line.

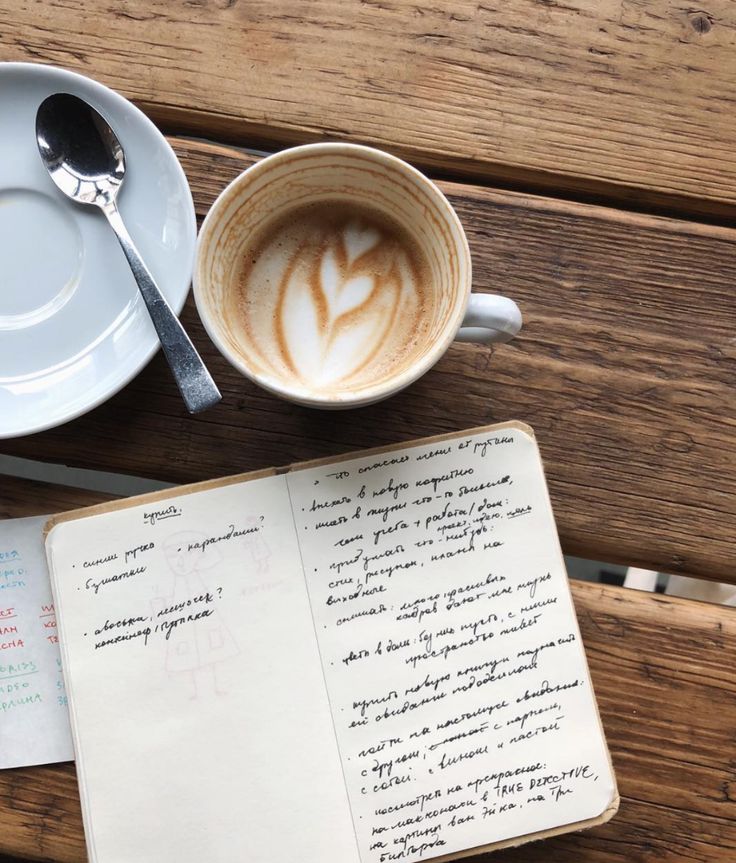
left=36, top=92, right=221, bottom=414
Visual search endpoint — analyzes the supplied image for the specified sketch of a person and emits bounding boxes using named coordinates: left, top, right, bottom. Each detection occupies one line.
left=242, top=515, right=271, bottom=574
left=158, top=532, right=239, bottom=699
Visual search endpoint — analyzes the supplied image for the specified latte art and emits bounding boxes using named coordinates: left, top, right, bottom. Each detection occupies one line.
left=232, top=201, right=434, bottom=395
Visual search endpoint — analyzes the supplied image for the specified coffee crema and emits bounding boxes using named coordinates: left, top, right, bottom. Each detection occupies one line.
left=229, top=199, right=436, bottom=397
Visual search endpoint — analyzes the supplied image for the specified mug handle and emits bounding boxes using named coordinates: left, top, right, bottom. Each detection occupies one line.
left=455, top=293, right=522, bottom=345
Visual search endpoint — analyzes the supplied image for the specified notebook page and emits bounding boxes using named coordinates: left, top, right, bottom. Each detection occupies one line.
left=287, top=425, right=616, bottom=863
left=46, top=476, right=358, bottom=863
left=0, top=515, right=73, bottom=768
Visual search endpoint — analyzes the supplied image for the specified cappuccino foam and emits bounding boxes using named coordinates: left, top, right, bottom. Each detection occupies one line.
left=230, top=199, right=435, bottom=397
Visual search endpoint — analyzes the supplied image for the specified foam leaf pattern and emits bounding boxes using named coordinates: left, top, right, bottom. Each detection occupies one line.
left=278, top=219, right=417, bottom=388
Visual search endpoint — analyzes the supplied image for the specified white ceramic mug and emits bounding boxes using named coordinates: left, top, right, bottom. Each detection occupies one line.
left=194, top=143, right=522, bottom=408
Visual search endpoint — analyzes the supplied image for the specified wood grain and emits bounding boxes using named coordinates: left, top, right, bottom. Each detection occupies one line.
left=0, top=478, right=734, bottom=862
left=0, top=480, right=110, bottom=520
left=2, top=138, right=734, bottom=582
left=3, top=1, right=736, bottom=216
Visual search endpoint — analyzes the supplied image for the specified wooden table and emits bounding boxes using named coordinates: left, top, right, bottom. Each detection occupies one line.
left=1, top=2, right=736, bottom=861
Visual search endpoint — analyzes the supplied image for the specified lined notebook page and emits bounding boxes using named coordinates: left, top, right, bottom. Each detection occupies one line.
left=47, top=475, right=358, bottom=863
left=0, top=515, right=73, bottom=768
left=288, top=425, right=615, bottom=862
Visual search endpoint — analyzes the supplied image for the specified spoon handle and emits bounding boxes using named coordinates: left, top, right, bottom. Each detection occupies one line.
left=102, top=201, right=221, bottom=414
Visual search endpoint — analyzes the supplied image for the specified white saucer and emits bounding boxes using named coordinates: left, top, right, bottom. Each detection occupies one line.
left=0, top=63, right=197, bottom=438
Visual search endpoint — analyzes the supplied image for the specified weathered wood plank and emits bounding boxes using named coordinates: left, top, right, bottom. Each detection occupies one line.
left=2, top=138, right=734, bottom=582
left=1, top=478, right=734, bottom=862
left=0, top=479, right=110, bottom=520
left=3, top=1, right=736, bottom=216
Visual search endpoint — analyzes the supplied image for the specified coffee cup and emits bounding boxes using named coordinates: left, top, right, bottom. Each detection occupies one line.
left=194, top=143, right=521, bottom=409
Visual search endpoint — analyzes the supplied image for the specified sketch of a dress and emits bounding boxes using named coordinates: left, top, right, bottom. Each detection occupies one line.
left=160, top=532, right=238, bottom=690
left=242, top=516, right=271, bottom=574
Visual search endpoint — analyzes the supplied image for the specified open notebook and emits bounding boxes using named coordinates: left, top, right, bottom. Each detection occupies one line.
left=45, top=422, right=618, bottom=863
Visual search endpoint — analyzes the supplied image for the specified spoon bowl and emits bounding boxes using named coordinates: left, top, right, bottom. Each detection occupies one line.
left=37, top=93, right=125, bottom=207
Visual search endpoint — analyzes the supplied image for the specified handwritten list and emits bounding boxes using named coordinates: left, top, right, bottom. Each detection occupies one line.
left=0, top=515, right=73, bottom=769
left=45, top=424, right=616, bottom=863
left=46, top=477, right=358, bottom=863
left=289, top=427, right=615, bottom=861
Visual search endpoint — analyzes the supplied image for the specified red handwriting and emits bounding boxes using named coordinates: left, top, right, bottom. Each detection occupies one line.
left=0, top=638, right=24, bottom=650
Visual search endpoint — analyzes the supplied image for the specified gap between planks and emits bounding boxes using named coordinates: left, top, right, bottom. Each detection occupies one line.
left=162, top=128, right=736, bottom=232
